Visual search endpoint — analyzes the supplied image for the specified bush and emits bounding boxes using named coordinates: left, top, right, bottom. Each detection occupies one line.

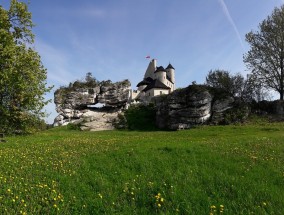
left=0, top=112, right=48, bottom=135
left=222, top=101, right=250, bottom=124
left=124, top=104, right=157, bottom=131
left=67, top=123, right=81, bottom=131
left=112, top=113, right=128, bottom=129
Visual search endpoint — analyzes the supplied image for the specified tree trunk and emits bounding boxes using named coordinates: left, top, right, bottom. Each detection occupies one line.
left=280, top=76, right=283, bottom=100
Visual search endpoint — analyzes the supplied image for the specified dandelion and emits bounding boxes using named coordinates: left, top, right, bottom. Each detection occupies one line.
left=157, top=203, right=161, bottom=207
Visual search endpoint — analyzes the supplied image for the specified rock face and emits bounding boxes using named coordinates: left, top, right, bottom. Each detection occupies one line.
left=155, top=85, right=249, bottom=130
left=156, top=86, right=213, bottom=130
left=53, top=80, right=131, bottom=130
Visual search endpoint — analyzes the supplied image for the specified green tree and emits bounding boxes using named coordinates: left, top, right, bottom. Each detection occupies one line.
left=244, top=5, right=284, bottom=100
left=205, top=69, right=245, bottom=97
left=0, top=0, right=52, bottom=134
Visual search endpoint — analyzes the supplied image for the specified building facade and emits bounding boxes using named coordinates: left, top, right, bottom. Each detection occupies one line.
left=132, top=59, right=175, bottom=103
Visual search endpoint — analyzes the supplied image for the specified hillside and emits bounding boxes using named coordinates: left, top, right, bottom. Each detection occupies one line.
left=1, top=122, right=284, bottom=214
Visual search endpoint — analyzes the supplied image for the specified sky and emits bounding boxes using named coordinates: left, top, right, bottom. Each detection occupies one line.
left=1, top=0, right=284, bottom=124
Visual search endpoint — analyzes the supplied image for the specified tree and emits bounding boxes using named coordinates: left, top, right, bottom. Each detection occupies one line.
left=205, top=69, right=245, bottom=97
left=85, top=72, right=98, bottom=87
left=242, top=74, right=271, bottom=102
left=244, top=5, right=284, bottom=100
left=0, top=0, right=52, bottom=133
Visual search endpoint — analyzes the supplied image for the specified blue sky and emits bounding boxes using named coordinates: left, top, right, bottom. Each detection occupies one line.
left=1, top=0, right=284, bottom=123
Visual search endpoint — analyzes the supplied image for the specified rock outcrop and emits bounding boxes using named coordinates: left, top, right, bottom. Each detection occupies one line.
left=155, top=85, right=249, bottom=130
left=53, top=79, right=131, bottom=130
left=155, top=86, right=213, bottom=130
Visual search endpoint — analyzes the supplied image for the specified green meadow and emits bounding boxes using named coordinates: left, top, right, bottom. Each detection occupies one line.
left=1, top=122, right=284, bottom=214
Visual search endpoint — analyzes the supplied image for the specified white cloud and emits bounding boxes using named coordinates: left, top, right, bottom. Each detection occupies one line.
left=218, top=0, right=245, bottom=50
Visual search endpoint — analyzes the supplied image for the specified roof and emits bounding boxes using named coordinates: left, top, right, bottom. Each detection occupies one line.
left=166, top=75, right=174, bottom=84
left=142, top=79, right=170, bottom=92
left=136, top=77, right=153, bottom=87
left=154, top=66, right=166, bottom=73
left=166, top=63, right=175, bottom=70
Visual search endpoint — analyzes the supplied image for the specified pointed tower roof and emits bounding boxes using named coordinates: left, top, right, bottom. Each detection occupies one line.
left=136, top=77, right=153, bottom=87
left=166, top=63, right=175, bottom=70
left=142, top=79, right=170, bottom=92
left=144, top=59, right=157, bottom=79
left=154, top=66, right=166, bottom=73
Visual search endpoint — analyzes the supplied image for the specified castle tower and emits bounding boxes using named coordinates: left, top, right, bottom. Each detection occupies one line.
left=154, top=66, right=166, bottom=84
left=166, top=63, right=175, bottom=90
left=144, top=59, right=157, bottom=79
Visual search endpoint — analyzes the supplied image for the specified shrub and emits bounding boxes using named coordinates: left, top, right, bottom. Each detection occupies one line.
left=124, top=104, right=157, bottom=131
left=67, top=123, right=81, bottom=131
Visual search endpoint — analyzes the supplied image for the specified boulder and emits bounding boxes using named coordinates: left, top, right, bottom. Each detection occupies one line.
left=53, top=79, right=131, bottom=130
left=155, top=85, right=249, bottom=130
left=156, top=85, right=213, bottom=130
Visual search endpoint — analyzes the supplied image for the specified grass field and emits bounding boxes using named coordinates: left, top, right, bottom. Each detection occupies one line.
left=1, top=122, right=284, bottom=214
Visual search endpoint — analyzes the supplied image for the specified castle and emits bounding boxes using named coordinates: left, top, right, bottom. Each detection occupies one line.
left=131, top=59, right=175, bottom=103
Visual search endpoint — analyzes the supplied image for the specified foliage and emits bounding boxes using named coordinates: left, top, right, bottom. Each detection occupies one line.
left=241, top=73, right=271, bottom=102
left=124, top=104, right=157, bottom=130
left=204, top=70, right=270, bottom=102
left=84, top=72, right=99, bottom=88
left=244, top=5, right=284, bottom=100
left=222, top=100, right=249, bottom=125
left=205, top=69, right=245, bottom=97
left=0, top=0, right=52, bottom=134
left=1, top=123, right=284, bottom=214
left=112, top=113, right=128, bottom=129
left=66, top=122, right=81, bottom=131
left=186, top=83, right=209, bottom=93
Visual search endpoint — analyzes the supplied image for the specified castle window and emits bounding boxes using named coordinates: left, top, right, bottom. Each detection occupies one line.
left=160, top=91, right=163, bottom=95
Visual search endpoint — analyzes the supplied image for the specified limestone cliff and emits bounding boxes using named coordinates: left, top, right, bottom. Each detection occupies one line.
left=155, top=85, right=249, bottom=130
left=53, top=79, right=131, bottom=130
